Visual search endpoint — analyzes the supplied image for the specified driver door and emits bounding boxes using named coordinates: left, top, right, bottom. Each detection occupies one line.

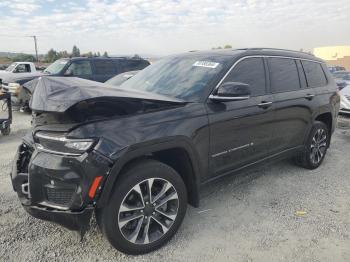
left=206, top=57, right=275, bottom=179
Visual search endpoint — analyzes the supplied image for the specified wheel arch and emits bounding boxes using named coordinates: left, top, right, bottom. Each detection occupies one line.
left=97, top=137, right=202, bottom=208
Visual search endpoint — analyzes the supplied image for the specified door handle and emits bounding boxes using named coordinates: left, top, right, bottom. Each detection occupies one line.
left=257, top=101, right=273, bottom=108
left=305, top=94, right=315, bottom=100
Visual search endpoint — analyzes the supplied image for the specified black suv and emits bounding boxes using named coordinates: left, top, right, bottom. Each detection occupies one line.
left=11, top=48, right=340, bottom=255
left=42, top=56, right=150, bottom=82
left=2, top=56, right=150, bottom=109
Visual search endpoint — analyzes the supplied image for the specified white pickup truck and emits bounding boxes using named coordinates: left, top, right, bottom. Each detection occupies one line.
left=0, top=62, right=42, bottom=95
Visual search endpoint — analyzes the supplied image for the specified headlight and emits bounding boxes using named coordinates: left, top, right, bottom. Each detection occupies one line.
left=8, top=83, right=21, bottom=96
left=35, top=132, right=96, bottom=155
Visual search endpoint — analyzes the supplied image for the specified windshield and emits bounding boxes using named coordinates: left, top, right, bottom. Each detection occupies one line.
left=106, top=71, right=138, bottom=86
left=119, top=55, right=229, bottom=101
left=5, top=63, right=17, bottom=72
left=44, top=59, right=68, bottom=74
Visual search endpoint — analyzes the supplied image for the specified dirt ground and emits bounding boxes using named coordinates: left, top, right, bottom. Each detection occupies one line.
left=0, top=112, right=349, bottom=262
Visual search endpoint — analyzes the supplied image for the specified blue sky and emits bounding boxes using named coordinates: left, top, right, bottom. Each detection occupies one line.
left=0, top=0, right=349, bottom=55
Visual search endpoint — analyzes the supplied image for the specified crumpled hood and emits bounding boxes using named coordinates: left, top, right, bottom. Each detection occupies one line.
left=27, top=76, right=184, bottom=113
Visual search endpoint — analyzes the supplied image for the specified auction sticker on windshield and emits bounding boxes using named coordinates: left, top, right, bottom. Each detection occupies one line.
left=193, top=61, right=219, bottom=68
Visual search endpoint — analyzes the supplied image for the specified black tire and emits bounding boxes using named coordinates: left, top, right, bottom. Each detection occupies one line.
left=97, top=159, right=187, bottom=255
left=295, top=121, right=330, bottom=169
left=1, top=126, right=10, bottom=136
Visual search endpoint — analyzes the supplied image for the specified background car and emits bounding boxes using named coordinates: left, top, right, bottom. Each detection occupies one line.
left=328, top=65, right=346, bottom=73
left=6, top=57, right=150, bottom=111
left=105, top=70, right=139, bottom=87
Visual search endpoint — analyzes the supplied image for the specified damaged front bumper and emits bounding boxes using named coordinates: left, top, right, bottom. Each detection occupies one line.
left=11, top=140, right=112, bottom=232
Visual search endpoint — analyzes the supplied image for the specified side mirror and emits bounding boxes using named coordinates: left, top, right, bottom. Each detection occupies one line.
left=64, top=69, right=73, bottom=76
left=210, top=82, right=251, bottom=102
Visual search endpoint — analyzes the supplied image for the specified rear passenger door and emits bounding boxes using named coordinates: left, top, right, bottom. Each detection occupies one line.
left=207, top=57, right=275, bottom=179
left=268, top=57, right=317, bottom=154
left=92, top=60, right=117, bottom=82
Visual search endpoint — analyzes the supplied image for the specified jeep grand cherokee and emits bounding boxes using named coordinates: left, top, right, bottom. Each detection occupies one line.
left=11, top=48, right=340, bottom=254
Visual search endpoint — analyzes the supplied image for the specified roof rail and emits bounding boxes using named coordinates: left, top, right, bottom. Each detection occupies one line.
left=244, top=47, right=314, bottom=56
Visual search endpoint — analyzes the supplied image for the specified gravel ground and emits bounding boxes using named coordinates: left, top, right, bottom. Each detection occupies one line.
left=0, top=112, right=350, bottom=262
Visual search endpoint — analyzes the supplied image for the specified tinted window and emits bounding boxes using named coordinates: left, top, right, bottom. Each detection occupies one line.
left=301, top=61, right=327, bottom=87
left=66, top=61, right=92, bottom=75
left=120, top=60, right=149, bottom=72
left=94, top=60, right=115, bottom=75
left=268, top=58, right=300, bottom=92
left=223, top=57, right=266, bottom=96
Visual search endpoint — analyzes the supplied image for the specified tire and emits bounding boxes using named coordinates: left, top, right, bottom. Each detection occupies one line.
left=97, top=159, right=187, bottom=255
left=295, top=121, right=330, bottom=169
left=1, top=126, right=10, bottom=136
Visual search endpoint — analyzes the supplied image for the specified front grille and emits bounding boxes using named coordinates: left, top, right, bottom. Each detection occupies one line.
left=345, top=95, right=350, bottom=101
left=45, top=186, right=75, bottom=206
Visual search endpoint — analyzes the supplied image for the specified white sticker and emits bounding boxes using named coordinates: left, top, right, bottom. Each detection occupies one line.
left=193, top=61, right=219, bottom=69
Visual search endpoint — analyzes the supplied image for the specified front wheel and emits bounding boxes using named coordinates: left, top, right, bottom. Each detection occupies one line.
left=295, top=121, right=330, bottom=169
left=97, top=159, right=187, bottom=255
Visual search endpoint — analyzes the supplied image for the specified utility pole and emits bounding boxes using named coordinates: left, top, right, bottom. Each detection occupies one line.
left=29, top=35, right=39, bottom=62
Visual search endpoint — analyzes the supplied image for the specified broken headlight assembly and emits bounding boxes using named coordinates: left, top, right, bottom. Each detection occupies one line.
left=34, top=131, right=96, bottom=156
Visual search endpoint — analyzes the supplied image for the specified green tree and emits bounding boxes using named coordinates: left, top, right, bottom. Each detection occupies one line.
left=12, top=53, right=35, bottom=62
left=58, top=50, right=69, bottom=58
left=103, top=51, right=109, bottom=57
left=97, top=51, right=101, bottom=57
left=72, top=45, right=80, bottom=57
left=224, top=44, right=232, bottom=49
left=45, top=49, right=59, bottom=63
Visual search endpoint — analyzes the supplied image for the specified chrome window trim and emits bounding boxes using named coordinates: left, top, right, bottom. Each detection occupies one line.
left=210, top=55, right=326, bottom=98
left=208, top=94, right=250, bottom=101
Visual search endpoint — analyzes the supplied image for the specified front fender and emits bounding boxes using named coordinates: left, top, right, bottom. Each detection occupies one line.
left=96, top=136, right=202, bottom=208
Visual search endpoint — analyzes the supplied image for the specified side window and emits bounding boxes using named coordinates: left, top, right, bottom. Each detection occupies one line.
left=301, top=61, right=327, bottom=87
left=268, top=58, right=301, bottom=93
left=120, top=60, right=149, bottom=72
left=16, top=64, right=30, bottom=73
left=94, top=60, right=115, bottom=75
left=223, top=57, right=266, bottom=96
left=26, top=64, right=31, bottom=72
left=66, top=61, right=92, bottom=76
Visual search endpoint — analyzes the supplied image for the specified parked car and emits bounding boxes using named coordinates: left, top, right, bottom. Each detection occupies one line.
left=328, top=65, right=346, bottom=73
left=105, top=70, right=139, bottom=86
left=4, top=57, right=150, bottom=111
left=11, top=48, right=339, bottom=255
left=0, top=62, right=42, bottom=95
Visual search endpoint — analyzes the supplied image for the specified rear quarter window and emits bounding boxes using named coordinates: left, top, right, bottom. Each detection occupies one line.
left=268, top=58, right=301, bottom=93
left=301, top=61, right=327, bottom=87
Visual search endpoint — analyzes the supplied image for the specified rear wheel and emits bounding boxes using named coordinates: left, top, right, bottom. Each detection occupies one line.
left=97, top=159, right=187, bottom=255
left=295, top=121, right=329, bottom=169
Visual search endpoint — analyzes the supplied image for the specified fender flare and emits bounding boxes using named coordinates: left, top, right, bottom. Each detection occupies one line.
left=97, top=136, right=202, bottom=208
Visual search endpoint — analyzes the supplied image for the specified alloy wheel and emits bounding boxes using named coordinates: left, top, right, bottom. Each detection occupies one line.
left=310, top=128, right=327, bottom=165
left=117, top=178, right=179, bottom=245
